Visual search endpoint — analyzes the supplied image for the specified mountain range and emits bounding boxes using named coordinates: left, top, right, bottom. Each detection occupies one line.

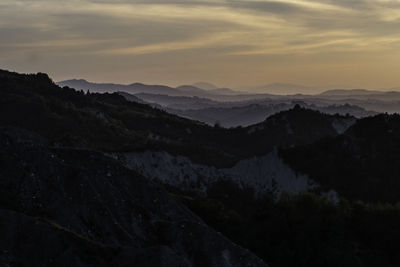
left=57, top=79, right=239, bottom=98
left=58, top=79, right=400, bottom=127
left=240, top=83, right=317, bottom=95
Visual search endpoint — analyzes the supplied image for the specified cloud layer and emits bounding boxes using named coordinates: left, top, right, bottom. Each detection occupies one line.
left=1, top=0, right=400, bottom=88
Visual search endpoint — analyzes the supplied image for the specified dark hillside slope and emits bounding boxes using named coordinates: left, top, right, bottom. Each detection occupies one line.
left=0, top=69, right=351, bottom=167
left=234, top=105, right=355, bottom=156
left=0, top=127, right=267, bottom=267
left=281, top=114, right=400, bottom=203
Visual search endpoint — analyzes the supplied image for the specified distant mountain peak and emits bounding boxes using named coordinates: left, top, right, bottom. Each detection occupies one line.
left=129, top=82, right=145, bottom=86
left=192, top=82, right=218, bottom=90
left=59, top=78, right=88, bottom=83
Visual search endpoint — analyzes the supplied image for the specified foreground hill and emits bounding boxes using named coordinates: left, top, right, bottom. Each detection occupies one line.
left=0, top=127, right=266, bottom=266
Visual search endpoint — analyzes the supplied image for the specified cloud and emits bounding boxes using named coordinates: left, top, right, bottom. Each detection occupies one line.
left=94, top=32, right=239, bottom=55
left=1, top=0, right=400, bottom=88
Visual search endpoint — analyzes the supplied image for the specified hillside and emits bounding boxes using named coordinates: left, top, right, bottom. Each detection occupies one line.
left=281, top=114, right=400, bottom=203
left=0, top=127, right=267, bottom=267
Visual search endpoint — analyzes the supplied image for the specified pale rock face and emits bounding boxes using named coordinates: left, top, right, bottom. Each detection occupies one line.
left=222, top=149, right=315, bottom=196
left=123, top=151, right=219, bottom=194
left=122, top=149, right=317, bottom=197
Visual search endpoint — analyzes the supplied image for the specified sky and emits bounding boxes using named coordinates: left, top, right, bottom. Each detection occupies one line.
left=1, top=0, right=400, bottom=90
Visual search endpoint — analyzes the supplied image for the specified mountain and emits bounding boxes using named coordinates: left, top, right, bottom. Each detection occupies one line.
left=243, top=105, right=355, bottom=148
left=320, top=89, right=400, bottom=104
left=192, top=82, right=218, bottom=90
left=171, top=104, right=284, bottom=127
left=175, top=85, right=212, bottom=96
left=319, top=89, right=381, bottom=96
left=57, top=79, right=184, bottom=96
left=179, top=85, right=240, bottom=95
left=243, top=83, right=318, bottom=95
left=169, top=102, right=371, bottom=128
left=59, top=79, right=241, bottom=99
left=131, top=93, right=219, bottom=110
left=58, top=79, right=400, bottom=115
left=117, top=90, right=375, bottom=128
left=168, top=85, right=239, bottom=97
left=321, top=88, right=400, bottom=97
left=116, top=91, right=147, bottom=104
left=57, top=78, right=96, bottom=90
left=209, top=87, right=239, bottom=95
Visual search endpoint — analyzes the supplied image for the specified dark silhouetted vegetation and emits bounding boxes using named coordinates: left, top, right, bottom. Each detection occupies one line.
left=280, top=114, right=400, bottom=203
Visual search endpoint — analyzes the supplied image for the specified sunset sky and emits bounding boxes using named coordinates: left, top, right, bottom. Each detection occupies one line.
left=1, top=0, right=400, bottom=90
